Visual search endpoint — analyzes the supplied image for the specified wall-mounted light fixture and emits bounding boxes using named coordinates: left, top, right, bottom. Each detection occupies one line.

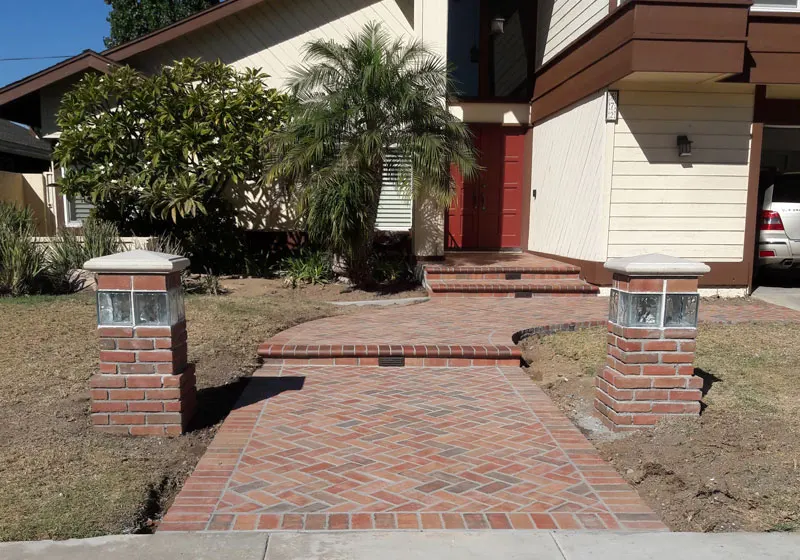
left=677, top=135, right=693, bottom=157
left=490, top=17, right=505, bottom=35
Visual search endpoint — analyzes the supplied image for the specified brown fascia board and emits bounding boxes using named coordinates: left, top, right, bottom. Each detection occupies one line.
left=102, top=0, right=265, bottom=62
left=0, top=51, right=118, bottom=107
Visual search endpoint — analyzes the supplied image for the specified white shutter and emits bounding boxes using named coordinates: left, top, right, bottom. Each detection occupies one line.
left=376, top=152, right=412, bottom=231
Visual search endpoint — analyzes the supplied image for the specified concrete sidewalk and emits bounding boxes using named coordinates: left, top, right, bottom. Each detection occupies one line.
left=2, top=531, right=798, bottom=559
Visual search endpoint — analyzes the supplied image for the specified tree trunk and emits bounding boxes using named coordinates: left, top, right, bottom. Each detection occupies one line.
left=344, top=174, right=382, bottom=289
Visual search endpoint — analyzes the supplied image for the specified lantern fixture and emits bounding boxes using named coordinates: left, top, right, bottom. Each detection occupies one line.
left=490, top=17, right=505, bottom=35
left=677, top=135, right=693, bottom=157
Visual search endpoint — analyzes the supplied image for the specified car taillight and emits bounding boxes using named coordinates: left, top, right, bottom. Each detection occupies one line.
left=760, top=210, right=784, bottom=231
left=760, top=250, right=776, bottom=257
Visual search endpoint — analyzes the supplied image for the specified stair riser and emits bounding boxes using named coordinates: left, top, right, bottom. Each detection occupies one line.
left=425, top=272, right=580, bottom=280
left=263, top=357, right=522, bottom=366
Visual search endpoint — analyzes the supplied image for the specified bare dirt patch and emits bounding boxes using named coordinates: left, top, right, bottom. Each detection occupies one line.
left=0, top=291, right=337, bottom=541
left=520, top=323, right=800, bottom=532
left=222, top=277, right=427, bottom=301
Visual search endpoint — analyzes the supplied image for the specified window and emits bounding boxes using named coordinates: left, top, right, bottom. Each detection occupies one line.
left=64, top=195, right=93, bottom=226
left=752, top=0, right=799, bottom=11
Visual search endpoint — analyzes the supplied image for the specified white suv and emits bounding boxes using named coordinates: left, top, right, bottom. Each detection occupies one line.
left=758, top=172, right=800, bottom=269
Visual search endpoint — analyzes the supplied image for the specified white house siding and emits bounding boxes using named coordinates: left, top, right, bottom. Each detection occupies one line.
left=536, top=0, right=608, bottom=67
left=608, top=83, right=755, bottom=262
left=528, top=91, right=609, bottom=261
left=126, top=0, right=416, bottom=89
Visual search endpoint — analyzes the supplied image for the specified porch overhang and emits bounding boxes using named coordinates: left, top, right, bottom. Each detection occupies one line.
left=531, top=0, right=752, bottom=122
left=746, top=13, right=800, bottom=84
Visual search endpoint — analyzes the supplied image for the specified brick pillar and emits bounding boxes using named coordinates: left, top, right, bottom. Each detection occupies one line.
left=595, top=254, right=709, bottom=431
left=84, top=250, right=196, bottom=436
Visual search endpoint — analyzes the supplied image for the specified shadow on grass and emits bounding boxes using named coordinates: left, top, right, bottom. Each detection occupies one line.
left=189, top=375, right=305, bottom=432
left=695, top=367, right=723, bottom=415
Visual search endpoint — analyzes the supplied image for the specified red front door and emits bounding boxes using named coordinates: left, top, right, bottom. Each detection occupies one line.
left=446, top=124, right=525, bottom=250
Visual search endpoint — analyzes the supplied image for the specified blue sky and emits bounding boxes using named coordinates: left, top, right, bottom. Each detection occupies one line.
left=0, top=1, right=111, bottom=88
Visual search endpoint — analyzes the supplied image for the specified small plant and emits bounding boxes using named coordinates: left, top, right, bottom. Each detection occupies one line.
left=279, top=248, right=334, bottom=288
left=0, top=203, right=47, bottom=296
left=372, top=255, right=413, bottom=284
left=183, top=270, right=224, bottom=295
left=47, top=217, right=122, bottom=293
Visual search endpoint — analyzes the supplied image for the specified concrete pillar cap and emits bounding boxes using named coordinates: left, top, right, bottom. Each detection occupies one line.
left=604, top=254, right=710, bottom=277
left=84, top=250, right=190, bottom=274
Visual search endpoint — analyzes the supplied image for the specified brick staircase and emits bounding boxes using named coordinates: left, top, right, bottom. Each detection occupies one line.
left=423, top=252, right=600, bottom=298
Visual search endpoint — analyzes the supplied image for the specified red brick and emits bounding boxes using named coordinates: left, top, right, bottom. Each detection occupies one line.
left=99, top=339, right=116, bottom=350
left=109, top=413, right=146, bottom=425
left=463, top=514, right=489, bottom=529
left=395, top=513, right=419, bottom=529
left=133, top=275, right=167, bottom=291
left=627, top=278, right=664, bottom=292
left=530, top=514, right=557, bottom=529
left=442, top=513, right=465, bottom=529
left=118, top=339, right=155, bottom=350
left=634, top=389, right=670, bottom=401
left=632, top=414, right=659, bottom=425
left=663, top=328, right=697, bottom=339
left=98, top=326, right=133, bottom=338
left=100, top=350, right=135, bottom=363
left=662, top=353, right=695, bottom=364
left=126, top=376, right=164, bottom=388
left=138, top=350, right=174, bottom=363
left=96, top=425, right=133, bottom=435
left=642, top=340, right=678, bottom=351
left=687, top=376, right=704, bottom=389
left=130, top=425, right=166, bottom=436
left=616, top=338, right=642, bottom=352
left=92, top=401, right=127, bottom=413
left=146, top=389, right=180, bottom=400
left=109, top=389, right=145, bottom=400
left=677, top=364, right=695, bottom=375
left=91, top=414, right=109, bottom=425
left=679, top=341, right=697, bottom=352
left=164, top=401, right=187, bottom=412
left=136, top=326, right=173, bottom=337
left=420, top=513, right=443, bottom=529
left=90, top=389, right=108, bottom=400
left=90, top=375, right=125, bottom=388
left=97, top=274, right=131, bottom=290
left=257, top=514, right=281, bottom=530
left=156, top=363, right=181, bottom=374
left=652, top=377, right=688, bottom=389
left=374, top=514, right=396, bottom=529
left=622, top=327, right=662, bottom=339
left=164, top=425, right=184, bottom=436
left=98, top=362, right=118, bottom=373
left=641, top=364, right=679, bottom=376
left=670, top=389, right=702, bottom=401
left=486, top=513, right=512, bottom=529
left=154, top=338, right=174, bottom=349
left=666, top=278, right=698, bottom=292
left=128, top=401, right=164, bottom=412
left=651, top=402, right=699, bottom=414
left=620, top=351, right=659, bottom=364
left=508, top=513, right=535, bottom=529
left=602, top=368, right=652, bottom=389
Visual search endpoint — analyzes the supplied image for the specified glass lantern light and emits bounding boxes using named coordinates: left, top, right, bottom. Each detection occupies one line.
left=609, top=288, right=699, bottom=329
left=97, top=285, right=184, bottom=327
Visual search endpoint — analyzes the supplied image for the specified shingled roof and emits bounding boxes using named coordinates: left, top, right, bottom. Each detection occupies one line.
left=0, top=119, right=51, bottom=161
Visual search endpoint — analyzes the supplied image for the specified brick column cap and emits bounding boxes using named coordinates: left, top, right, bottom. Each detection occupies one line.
left=604, top=254, right=710, bottom=278
left=84, top=250, right=190, bottom=274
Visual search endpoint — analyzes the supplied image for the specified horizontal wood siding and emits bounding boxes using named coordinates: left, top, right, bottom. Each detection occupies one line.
left=128, top=0, right=415, bottom=89
left=528, top=92, right=608, bottom=261
left=608, top=84, right=755, bottom=262
left=536, top=0, right=608, bottom=67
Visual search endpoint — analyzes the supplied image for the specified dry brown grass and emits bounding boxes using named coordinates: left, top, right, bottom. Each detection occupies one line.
left=521, top=323, right=800, bottom=532
left=0, top=290, right=337, bottom=542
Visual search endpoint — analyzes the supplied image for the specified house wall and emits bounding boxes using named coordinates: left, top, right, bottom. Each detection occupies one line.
left=0, top=171, right=56, bottom=235
left=608, top=83, right=755, bottom=262
left=528, top=91, right=610, bottom=261
left=449, top=103, right=531, bottom=125
left=126, top=0, right=416, bottom=89
left=536, top=0, right=608, bottom=67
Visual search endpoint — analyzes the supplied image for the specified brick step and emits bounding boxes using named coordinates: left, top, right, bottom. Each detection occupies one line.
left=426, top=278, right=600, bottom=298
left=423, top=263, right=580, bottom=277
left=257, top=343, right=521, bottom=367
left=424, top=271, right=580, bottom=280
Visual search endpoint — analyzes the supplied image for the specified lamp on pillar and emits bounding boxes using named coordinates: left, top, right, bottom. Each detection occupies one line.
left=84, top=250, right=196, bottom=437
left=597, top=254, right=709, bottom=431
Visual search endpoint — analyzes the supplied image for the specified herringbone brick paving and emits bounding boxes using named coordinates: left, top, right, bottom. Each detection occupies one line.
left=161, top=364, right=664, bottom=532
left=161, top=294, right=800, bottom=532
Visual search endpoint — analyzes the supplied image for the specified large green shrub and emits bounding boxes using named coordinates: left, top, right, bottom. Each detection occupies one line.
left=0, top=203, right=47, bottom=296
left=54, top=59, right=289, bottom=274
left=48, top=218, right=122, bottom=293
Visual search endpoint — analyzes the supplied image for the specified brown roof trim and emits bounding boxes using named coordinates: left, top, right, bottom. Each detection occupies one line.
left=0, top=50, right=118, bottom=107
left=103, top=0, right=265, bottom=61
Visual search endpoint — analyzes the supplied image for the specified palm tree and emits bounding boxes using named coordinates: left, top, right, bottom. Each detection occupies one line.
left=264, top=22, right=477, bottom=287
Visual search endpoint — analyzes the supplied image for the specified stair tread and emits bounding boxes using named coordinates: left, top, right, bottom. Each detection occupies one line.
left=424, top=264, right=579, bottom=274
left=427, top=278, right=599, bottom=292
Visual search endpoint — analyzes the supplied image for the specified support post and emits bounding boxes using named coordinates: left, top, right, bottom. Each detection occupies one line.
left=596, top=254, right=709, bottom=431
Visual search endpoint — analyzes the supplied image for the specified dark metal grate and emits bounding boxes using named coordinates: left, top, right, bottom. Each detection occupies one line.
left=378, top=356, right=405, bottom=367
left=514, top=292, right=533, bottom=298
left=505, top=272, right=522, bottom=280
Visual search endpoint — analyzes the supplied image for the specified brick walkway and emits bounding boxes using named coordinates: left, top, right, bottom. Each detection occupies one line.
left=160, top=296, right=800, bottom=533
